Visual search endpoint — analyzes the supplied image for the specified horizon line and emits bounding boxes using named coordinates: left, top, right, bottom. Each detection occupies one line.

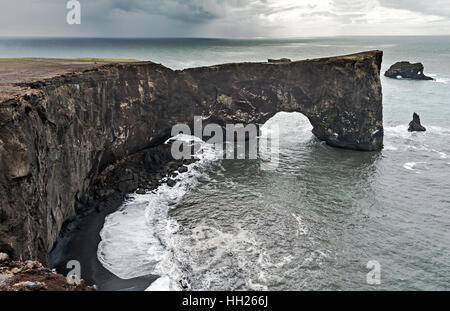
left=1, top=34, right=450, bottom=40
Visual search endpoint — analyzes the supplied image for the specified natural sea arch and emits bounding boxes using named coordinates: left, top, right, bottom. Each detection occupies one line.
left=171, top=50, right=383, bottom=152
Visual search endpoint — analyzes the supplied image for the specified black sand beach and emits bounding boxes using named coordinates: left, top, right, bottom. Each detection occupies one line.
left=50, top=204, right=158, bottom=291
left=48, top=142, right=191, bottom=291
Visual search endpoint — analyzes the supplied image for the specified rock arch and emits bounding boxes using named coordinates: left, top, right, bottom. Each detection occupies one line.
left=174, top=50, right=383, bottom=151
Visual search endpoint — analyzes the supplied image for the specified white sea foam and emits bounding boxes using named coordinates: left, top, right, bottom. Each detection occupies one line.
left=384, top=125, right=450, bottom=158
left=247, top=279, right=268, bottom=291
left=385, top=124, right=450, bottom=137
left=292, top=213, right=308, bottom=236
left=383, top=145, right=398, bottom=151
left=428, top=73, right=450, bottom=84
left=433, top=78, right=450, bottom=84
left=384, top=125, right=409, bottom=137
left=403, top=162, right=428, bottom=171
left=427, top=126, right=450, bottom=135
left=403, top=162, right=417, bottom=170
left=301, top=249, right=331, bottom=268
left=431, top=149, right=448, bottom=159
left=145, top=276, right=181, bottom=291
left=97, top=135, right=219, bottom=291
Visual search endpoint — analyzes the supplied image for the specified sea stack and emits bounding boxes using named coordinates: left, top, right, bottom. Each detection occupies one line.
left=385, top=62, right=433, bottom=80
left=408, top=113, right=426, bottom=132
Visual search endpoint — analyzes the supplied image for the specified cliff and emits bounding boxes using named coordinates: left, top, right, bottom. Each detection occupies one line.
left=0, top=51, right=383, bottom=264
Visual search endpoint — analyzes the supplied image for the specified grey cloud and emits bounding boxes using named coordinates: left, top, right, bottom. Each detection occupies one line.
left=331, top=0, right=370, bottom=13
left=378, top=0, right=450, bottom=18
left=91, top=0, right=310, bottom=23
left=1, top=0, right=450, bottom=37
left=105, top=0, right=218, bottom=23
left=330, top=0, right=370, bottom=24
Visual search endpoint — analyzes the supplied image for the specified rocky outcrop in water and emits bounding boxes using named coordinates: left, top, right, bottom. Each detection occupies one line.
left=0, top=51, right=383, bottom=264
left=408, top=112, right=426, bottom=132
left=385, top=61, right=433, bottom=80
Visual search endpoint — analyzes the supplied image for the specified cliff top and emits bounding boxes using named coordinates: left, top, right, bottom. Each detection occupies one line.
left=0, top=58, right=141, bottom=102
left=0, top=51, right=382, bottom=103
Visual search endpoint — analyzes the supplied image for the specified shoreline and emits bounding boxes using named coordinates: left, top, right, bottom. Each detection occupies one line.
left=49, top=142, right=196, bottom=291
left=50, top=200, right=158, bottom=291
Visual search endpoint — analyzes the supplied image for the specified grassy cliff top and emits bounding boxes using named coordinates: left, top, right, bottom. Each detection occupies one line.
left=0, top=57, right=140, bottom=83
left=0, top=58, right=141, bottom=102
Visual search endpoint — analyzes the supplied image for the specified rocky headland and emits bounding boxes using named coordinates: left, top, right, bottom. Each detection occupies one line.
left=0, top=51, right=383, bottom=289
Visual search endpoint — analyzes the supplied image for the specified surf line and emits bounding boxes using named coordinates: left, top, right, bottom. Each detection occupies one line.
left=182, top=295, right=216, bottom=309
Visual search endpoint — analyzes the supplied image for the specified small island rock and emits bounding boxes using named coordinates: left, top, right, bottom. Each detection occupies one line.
left=385, top=62, right=433, bottom=80
left=408, top=113, right=426, bottom=132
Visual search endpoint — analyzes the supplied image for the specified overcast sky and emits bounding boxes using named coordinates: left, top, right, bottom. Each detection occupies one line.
left=1, top=0, right=450, bottom=37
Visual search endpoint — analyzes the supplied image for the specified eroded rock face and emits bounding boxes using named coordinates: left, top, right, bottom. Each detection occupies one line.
left=0, top=51, right=383, bottom=263
left=385, top=61, right=434, bottom=80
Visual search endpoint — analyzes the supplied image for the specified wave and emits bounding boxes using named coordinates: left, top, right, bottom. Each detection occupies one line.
left=291, top=213, right=308, bottom=236
left=427, top=125, right=450, bottom=135
left=384, top=124, right=450, bottom=139
left=403, top=162, right=417, bottom=170
left=403, top=161, right=428, bottom=171
left=97, top=135, right=219, bottom=291
left=384, top=125, right=449, bottom=162
left=433, top=78, right=450, bottom=84
left=428, top=73, right=450, bottom=84
left=97, top=112, right=315, bottom=291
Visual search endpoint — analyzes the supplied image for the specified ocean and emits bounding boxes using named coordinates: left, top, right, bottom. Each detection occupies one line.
left=2, top=36, right=449, bottom=290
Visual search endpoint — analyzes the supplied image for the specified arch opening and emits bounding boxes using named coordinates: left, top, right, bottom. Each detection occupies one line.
left=260, top=111, right=314, bottom=146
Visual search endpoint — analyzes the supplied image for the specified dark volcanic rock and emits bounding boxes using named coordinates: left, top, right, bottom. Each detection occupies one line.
left=408, top=113, right=426, bottom=132
left=136, top=188, right=146, bottom=195
left=0, top=51, right=383, bottom=264
left=166, top=179, right=176, bottom=187
left=87, top=143, right=180, bottom=211
left=385, top=61, right=434, bottom=80
left=178, top=165, right=188, bottom=173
